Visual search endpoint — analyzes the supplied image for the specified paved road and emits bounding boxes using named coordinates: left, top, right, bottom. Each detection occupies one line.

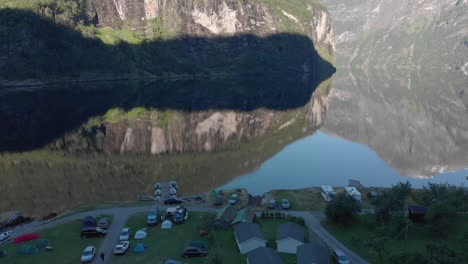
left=290, top=211, right=369, bottom=264
left=9, top=206, right=367, bottom=264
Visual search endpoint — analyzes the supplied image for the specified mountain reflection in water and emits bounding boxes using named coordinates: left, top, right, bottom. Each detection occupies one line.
left=0, top=76, right=331, bottom=216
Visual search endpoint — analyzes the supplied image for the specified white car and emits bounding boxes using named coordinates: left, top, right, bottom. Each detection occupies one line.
left=114, top=241, right=130, bottom=255
left=281, top=199, right=290, bottom=209
left=0, top=231, right=11, bottom=243
left=119, top=227, right=131, bottom=241
left=80, top=246, right=96, bottom=263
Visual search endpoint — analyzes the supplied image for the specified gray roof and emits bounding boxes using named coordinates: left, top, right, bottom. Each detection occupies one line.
left=233, top=223, right=265, bottom=243
left=247, top=247, right=284, bottom=264
left=297, top=243, right=330, bottom=264
left=276, top=222, right=304, bottom=242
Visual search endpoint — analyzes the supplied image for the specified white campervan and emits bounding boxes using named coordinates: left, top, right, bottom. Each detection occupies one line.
left=344, top=187, right=361, bottom=203
left=320, top=186, right=336, bottom=202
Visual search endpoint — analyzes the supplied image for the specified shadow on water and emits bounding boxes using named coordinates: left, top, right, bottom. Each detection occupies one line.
left=0, top=8, right=335, bottom=152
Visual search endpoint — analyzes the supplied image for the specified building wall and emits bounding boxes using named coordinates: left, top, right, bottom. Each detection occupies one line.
left=277, top=238, right=304, bottom=254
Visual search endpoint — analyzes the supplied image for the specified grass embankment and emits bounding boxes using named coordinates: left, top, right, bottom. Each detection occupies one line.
left=323, top=214, right=468, bottom=263
left=257, top=218, right=310, bottom=264
left=0, top=215, right=110, bottom=264
left=110, top=212, right=243, bottom=264
left=270, top=187, right=384, bottom=211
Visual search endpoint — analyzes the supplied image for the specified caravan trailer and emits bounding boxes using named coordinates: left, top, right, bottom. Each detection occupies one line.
left=344, top=187, right=361, bottom=203
left=320, top=186, right=336, bottom=202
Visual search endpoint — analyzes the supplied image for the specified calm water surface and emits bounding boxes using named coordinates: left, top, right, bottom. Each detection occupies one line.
left=222, top=131, right=468, bottom=194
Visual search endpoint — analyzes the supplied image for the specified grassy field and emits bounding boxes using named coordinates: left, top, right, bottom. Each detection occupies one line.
left=257, top=218, right=309, bottom=264
left=322, top=214, right=468, bottom=263
left=0, top=217, right=108, bottom=264
left=110, top=212, right=243, bottom=264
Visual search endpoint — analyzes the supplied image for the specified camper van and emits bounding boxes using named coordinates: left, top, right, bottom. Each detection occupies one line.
left=320, top=186, right=336, bottom=202
left=344, top=187, right=361, bottom=203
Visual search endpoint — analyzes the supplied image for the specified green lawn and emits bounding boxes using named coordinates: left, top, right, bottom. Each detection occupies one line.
left=110, top=212, right=243, bottom=264
left=257, top=218, right=309, bottom=264
left=322, top=214, right=468, bottom=263
left=0, top=217, right=107, bottom=264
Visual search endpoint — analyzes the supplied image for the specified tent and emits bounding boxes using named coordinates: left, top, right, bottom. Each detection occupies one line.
left=170, top=187, right=177, bottom=195
left=154, top=189, right=162, bottom=196
left=154, top=182, right=162, bottom=190
left=18, top=245, right=39, bottom=255
left=134, top=230, right=147, bottom=239
left=35, top=239, right=49, bottom=249
left=161, top=220, right=173, bottom=229
left=13, top=233, right=40, bottom=244
left=133, top=243, right=145, bottom=253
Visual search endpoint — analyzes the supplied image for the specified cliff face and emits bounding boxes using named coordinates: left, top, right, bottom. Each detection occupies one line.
left=322, top=69, right=468, bottom=177
left=318, top=0, right=468, bottom=71
left=87, top=0, right=334, bottom=57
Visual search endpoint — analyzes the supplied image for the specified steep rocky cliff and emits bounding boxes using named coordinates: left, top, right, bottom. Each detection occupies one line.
left=87, top=0, right=334, bottom=54
left=319, top=0, right=468, bottom=71
left=0, top=0, right=335, bottom=81
left=322, top=69, right=468, bottom=177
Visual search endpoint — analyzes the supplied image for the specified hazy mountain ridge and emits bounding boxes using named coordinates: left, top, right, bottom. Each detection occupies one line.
left=319, top=0, right=468, bottom=72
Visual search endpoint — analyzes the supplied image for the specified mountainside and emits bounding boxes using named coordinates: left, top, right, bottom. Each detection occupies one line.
left=319, top=0, right=468, bottom=71
left=322, top=69, right=468, bottom=177
left=0, top=0, right=335, bottom=82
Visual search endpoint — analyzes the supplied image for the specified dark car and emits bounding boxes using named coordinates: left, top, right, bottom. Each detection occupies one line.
left=97, top=218, right=109, bottom=229
left=173, top=207, right=188, bottom=224
left=164, top=198, right=183, bottom=205
left=146, top=211, right=158, bottom=226
left=188, top=241, right=207, bottom=251
left=332, top=249, right=350, bottom=264
left=213, top=195, right=223, bottom=206
left=80, top=227, right=107, bottom=238
left=181, top=246, right=207, bottom=258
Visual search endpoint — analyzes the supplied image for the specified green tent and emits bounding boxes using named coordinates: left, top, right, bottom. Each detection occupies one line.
left=18, top=245, right=39, bottom=255
left=210, top=190, right=217, bottom=197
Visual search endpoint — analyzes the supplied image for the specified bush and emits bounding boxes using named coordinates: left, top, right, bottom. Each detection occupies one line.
left=325, top=193, right=360, bottom=224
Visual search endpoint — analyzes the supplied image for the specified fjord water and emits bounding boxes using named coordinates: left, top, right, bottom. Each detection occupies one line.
left=1, top=69, right=467, bottom=215
left=223, top=69, right=468, bottom=194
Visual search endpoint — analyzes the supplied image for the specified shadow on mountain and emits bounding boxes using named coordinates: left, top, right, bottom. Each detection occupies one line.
left=0, top=8, right=335, bottom=152
left=0, top=8, right=334, bottom=82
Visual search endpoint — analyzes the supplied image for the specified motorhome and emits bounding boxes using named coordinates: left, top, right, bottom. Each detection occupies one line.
left=344, top=187, right=361, bottom=203
left=320, top=186, right=336, bottom=202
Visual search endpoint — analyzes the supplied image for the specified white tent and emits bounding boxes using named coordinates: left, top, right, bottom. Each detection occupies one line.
left=161, top=220, right=173, bottom=229
left=154, top=189, right=162, bottom=196
left=134, top=229, right=147, bottom=239
left=154, top=182, right=161, bottom=190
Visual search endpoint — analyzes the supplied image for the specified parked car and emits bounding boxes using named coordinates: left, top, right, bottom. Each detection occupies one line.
left=214, top=195, right=223, bottom=206
left=228, top=193, right=239, bottom=205
left=146, top=210, right=158, bottom=226
left=268, top=200, right=277, bottom=209
left=113, top=241, right=130, bottom=255
left=188, top=241, right=207, bottom=251
left=80, top=246, right=96, bottom=263
left=0, top=231, right=11, bottom=243
left=164, top=198, right=183, bottom=205
left=97, top=217, right=109, bottom=229
left=81, top=227, right=106, bottom=238
left=173, top=207, right=188, bottom=224
left=119, top=227, right=131, bottom=241
left=281, top=199, right=290, bottom=209
left=332, top=249, right=350, bottom=264
left=181, top=246, right=208, bottom=258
